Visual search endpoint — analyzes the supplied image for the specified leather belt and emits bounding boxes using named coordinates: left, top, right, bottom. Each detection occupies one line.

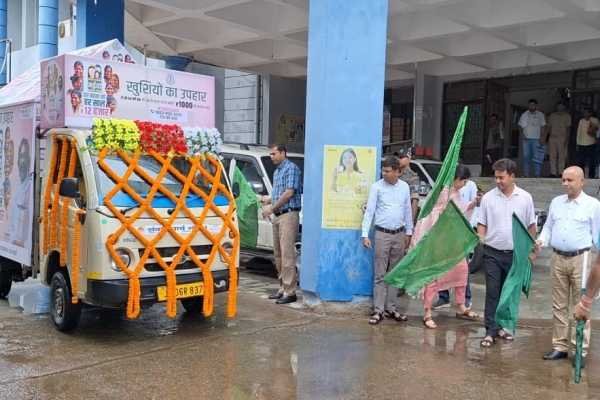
left=274, top=207, right=301, bottom=217
left=553, top=247, right=590, bottom=257
left=375, top=226, right=405, bottom=235
left=483, top=244, right=513, bottom=254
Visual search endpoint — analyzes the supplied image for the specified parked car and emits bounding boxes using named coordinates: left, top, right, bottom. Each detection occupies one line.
left=220, top=143, right=304, bottom=267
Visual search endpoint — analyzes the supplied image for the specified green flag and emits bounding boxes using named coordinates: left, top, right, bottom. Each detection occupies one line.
left=384, top=201, right=479, bottom=295
left=384, top=106, right=475, bottom=294
left=418, top=106, right=469, bottom=220
left=232, top=166, right=259, bottom=248
left=495, top=214, right=534, bottom=334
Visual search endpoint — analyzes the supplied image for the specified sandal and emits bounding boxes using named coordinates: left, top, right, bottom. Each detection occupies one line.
left=455, top=310, right=479, bottom=321
left=480, top=336, right=495, bottom=348
left=423, top=316, right=437, bottom=329
left=384, top=310, right=408, bottom=322
left=369, top=312, right=384, bottom=325
left=496, top=329, right=514, bottom=341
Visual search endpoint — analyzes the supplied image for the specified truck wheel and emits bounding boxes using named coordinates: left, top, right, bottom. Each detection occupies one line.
left=0, top=269, right=11, bottom=299
left=50, top=272, right=82, bottom=332
left=181, top=297, right=204, bottom=314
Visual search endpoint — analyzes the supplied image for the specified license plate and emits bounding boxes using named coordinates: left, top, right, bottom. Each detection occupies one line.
left=157, top=282, right=203, bottom=301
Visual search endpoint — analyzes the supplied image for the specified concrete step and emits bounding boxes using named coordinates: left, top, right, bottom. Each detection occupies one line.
left=472, top=178, right=600, bottom=209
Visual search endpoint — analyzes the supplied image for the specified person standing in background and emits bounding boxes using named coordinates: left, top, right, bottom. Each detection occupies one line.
left=546, top=103, right=572, bottom=178
left=485, top=114, right=504, bottom=175
left=518, top=99, right=546, bottom=177
left=397, top=152, right=420, bottom=223
left=576, top=108, right=599, bottom=178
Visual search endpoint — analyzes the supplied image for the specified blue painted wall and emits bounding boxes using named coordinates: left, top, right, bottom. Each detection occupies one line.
left=301, top=0, right=388, bottom=301
left=38, top=0, right=58, bottom=60
left=0, top=0, right=7, bottom=84
left=76, top=0, right=124, bottom=49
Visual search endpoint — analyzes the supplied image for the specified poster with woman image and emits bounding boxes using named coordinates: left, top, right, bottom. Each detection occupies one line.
left=322, top=145, right=376, bottom=229
left=0, top=103, right=36, bottom=266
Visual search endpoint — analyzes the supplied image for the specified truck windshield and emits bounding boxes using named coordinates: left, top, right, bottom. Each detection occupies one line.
left=261, top=156, right=304, bottom=185
left=93, top=155, right=228, bottom=207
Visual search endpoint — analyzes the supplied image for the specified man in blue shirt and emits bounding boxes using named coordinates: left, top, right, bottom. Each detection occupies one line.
left=361, top=156, right=413, bottom=325
left=262, top=144, right=302, bottom=304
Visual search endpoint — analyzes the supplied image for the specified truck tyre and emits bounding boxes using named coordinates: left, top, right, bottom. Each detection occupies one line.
left=50, top=271, right=82, bottom=332
left=0, top=269, right=11, bottom=299
left=181, top=297, right=204, bottom=314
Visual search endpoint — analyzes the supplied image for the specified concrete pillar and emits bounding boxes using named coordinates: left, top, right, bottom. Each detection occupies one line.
left=76, top=0, right=124, bottom=49
left=301, top=0, right=388, bottom=301
left=413, top=68, right=443, bottom=159
left=38, top=0, right=58, bottom=60
left=0, top=0, right=6, bottom=84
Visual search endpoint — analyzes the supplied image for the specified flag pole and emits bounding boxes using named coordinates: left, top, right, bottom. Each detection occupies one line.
left=574, top=252, right=589, bottom=384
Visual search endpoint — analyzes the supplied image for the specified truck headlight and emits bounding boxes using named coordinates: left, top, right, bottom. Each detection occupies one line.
left=219, top=242, right=234, bottom=263
left=111, top=248, right=133, bottom=272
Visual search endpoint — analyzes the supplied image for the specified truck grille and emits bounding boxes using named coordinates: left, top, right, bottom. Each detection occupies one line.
left=140, top=245, right=214, bottom=272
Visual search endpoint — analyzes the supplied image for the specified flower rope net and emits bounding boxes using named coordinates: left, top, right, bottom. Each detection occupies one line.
left=97, top=148, right=239, bottom=319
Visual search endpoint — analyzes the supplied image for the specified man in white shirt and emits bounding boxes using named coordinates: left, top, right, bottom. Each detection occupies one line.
left=537, top=166, right=600, bottom=366
left=518, top=99, right=546, bottom=178
left=361, top=156, right=413, bottom=325
left=478, top=159, right=537, bottom=347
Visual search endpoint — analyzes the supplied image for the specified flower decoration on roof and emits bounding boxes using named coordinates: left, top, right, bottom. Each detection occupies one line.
left=184, top=127, right=223, bottom=156
left=91, top=118, right=140, bottom=152
left=136, top=120, right=188, bottom=155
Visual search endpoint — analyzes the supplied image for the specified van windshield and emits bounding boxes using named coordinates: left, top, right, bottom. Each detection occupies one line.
left=93, top=155, right=228, bottom=207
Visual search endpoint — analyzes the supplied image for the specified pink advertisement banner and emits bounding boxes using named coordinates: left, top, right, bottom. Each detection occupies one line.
left=0, top=103, right=37, bottom=266
left=41, top=54, right=215, bottom=129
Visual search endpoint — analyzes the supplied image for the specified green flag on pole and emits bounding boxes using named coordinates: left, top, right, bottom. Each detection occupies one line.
left=495, top=214, right=534, bottom=334
left=385, top=106, right=477, bottom=294
left=232, top=166, right=259, bottom=248
left=384, top=201, right=479, bottom=295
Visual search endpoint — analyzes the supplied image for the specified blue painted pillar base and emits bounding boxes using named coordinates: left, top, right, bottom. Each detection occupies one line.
left=300, top=0, right=388, bottom=301
left=39, top=0, right=58, bottom=60
left=164, top=55, right=192, bottom=71
left=76, top=0, right=124, bottom=49
left=0, top=0, right=6, bottom=84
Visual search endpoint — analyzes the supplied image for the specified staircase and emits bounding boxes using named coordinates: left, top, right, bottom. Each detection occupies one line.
left=472, top=178, right=600, bottom=209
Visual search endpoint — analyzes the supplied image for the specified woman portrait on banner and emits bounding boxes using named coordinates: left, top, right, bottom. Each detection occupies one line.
left=420, top=165, right=479, bottom=329
left=6, top=138, right=33, bottom=247
left=331, top=148, right=368, bottom=195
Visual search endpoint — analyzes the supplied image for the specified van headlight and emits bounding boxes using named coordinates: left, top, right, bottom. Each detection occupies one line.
left=111, top=248, right=133, bottom=272
left=220, top=242, right=234, bottom=263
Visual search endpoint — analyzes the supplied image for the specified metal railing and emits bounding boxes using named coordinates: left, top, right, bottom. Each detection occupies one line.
left=0, top=38, right=12, bottom=84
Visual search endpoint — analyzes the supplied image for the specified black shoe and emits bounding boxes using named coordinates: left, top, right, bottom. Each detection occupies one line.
left=543, top=350, right=568, bottom=360
left=268, top=292, right=283, bottom=300
left=572, top=355, right=586, bottom=369
left=276, top=294, right=297, bottom=304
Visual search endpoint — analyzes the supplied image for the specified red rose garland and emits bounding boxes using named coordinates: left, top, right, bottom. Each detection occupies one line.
left=135, top=121, right=188, bottom=154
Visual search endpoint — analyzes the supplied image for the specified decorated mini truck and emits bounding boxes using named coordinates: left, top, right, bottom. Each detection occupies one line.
left=40, top=119, right=239, bottom=331
left=0, top=48, right=239, bottom=331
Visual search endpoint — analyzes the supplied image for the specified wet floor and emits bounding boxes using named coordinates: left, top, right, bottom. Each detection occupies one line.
left=1, top=268, right=600, bottom=400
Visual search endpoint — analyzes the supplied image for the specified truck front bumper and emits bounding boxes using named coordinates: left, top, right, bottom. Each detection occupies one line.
left=85, top=270, right=231, bottom=309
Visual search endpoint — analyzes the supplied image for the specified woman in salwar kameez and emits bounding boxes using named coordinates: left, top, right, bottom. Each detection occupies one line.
left=415, top=165, right=479, bottom=329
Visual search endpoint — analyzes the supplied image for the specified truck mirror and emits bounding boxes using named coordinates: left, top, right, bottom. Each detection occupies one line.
left=250, top=182, right=264, bottom=195
left=232, top=182, right=240, bottom=198
left=59, top=177, right=81, bottom=199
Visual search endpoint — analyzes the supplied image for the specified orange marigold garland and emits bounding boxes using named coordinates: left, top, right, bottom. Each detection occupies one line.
left=59, top=140, right=78, bottom=266
left=42, top=136, right=59, bottom=255
left=92, top=119, right=239, bottom=320
left=70, top=209, right=85, bottom=304
left=50, top=139, right=69, bottom=249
